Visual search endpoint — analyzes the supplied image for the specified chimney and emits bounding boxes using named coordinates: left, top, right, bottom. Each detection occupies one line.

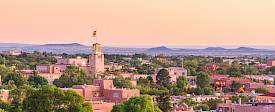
left=239, top=98, right=241, bottom=105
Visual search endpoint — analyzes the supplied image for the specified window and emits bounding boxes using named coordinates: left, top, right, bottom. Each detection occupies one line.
left=109, top=100, right=112, bottom=102
left=113, top=93, right=119, bottom=97
left=106, top=100, right=108, bottom=102
left=174, top=72, right=177, bottom=75
left=125, top=93, right=129, bottom=98
left=134, top=93, right=137, bottom=96
left=53, top=75, right=59, bottom=79
left=48, top=81, right=52, bottom=84
left=46, top=75, right=52, bottom=79
left=182, top=72, right=185, bottom=76
left=93, top=92, right=99, bottom=97
left=116, top=100, right=118, bottom=104
left=1, top=95, right=5, bottom=100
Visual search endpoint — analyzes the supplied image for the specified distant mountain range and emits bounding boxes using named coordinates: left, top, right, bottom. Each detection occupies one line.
left=1, top=43, right=275, bottom=56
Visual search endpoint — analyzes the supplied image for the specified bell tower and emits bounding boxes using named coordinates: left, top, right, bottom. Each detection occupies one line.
left=89, top=43, right=104, bottom=78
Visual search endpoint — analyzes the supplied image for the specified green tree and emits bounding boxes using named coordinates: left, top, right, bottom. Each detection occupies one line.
left=266, top=66, right=275, bottom=74
left=27, top=75, right=48, bottom=88
left=8, top=85, right=30, bottom=112
left=113, top=78, right=133, bottom=88
left=0, top=102, right=11, bottom=111
left=111, top=95, right=161, bottom=112
left=196, top=72, right=210, bottom=88
left=22, top=84, right=93, bottom=112
left=130, top=60, right=142, bottom=67
left=203, top=87, right=213, bottom=95
left=176, top=76, right=188, bottom=89
left=215, top=68, right=227, bottom=75
left=62, top=90, right=93, bottom=112
left=0, top=80, right=17, bottom=90
left=113, top=69, right=122, bottom=76
left=101, top=70, right=111, bottom=79
left=0, top=65, right=13, bottom=81
left=194, top=104, right=210, bottom=111
left=0, top=108, right=7, bottom=112
left=3, top=72, right=27, bottom=87
left=255, top=87, right=270, bottom=94
left=156, top=69, right=171, bottom=86
left=194, top=87, right=204, bottom=95
left=203, top=98, right=223, bottom=110
left=261, top=79, right=271, bottom=85
left=156, top=92, right=172, bottom=112
left=231, top=81, right=242, bottom=92
left=132, top=53, right=150, bottom=60
left=229, top=95, right=250, bottom=103
left=179, top=98, right=199, bottom=107
left=147, top=76, right=154, bottom=84
left=54, top=66, right=93, bottom=88
left=227, top=65, right=244, bottom=77
left=213, top=57, right=223, bottom=63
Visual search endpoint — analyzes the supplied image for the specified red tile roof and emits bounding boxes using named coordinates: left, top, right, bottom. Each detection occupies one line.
left=258, top=93, right=275, bottom=97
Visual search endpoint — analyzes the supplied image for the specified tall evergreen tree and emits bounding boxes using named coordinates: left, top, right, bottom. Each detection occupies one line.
left=156, top=69, right=171, bottom=86
left=196, top=72, right=210, bottom=88
left=156, top=92, right=172, bottom=112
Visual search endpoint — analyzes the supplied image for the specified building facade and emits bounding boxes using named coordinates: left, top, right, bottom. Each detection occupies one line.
left=154, top=67, right=188, bottom=82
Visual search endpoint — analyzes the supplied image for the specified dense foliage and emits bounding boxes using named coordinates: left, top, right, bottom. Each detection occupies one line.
left=0, top=52, right=57, bottom=70
left=255, top=87, right=270, bottom=94
left=2, top=72, right=27, bottom=87
left=179, top=98, right=199, bottom=107
left=27, top=75, right=48, bottom=88
left=53, top=66, right=94, bottom=88
left=194, top=104, right=210, bottom=111
left=156, top=92, right=172, bottom=112
left=229, top=95, right=250, bottom=103
left=196, top=72, right=210, bottom=88
left=111, top=95, right=161, bottom=112
left=203, top=98, right=223, bottom=110
left=22, top=84, right=93, bottom=112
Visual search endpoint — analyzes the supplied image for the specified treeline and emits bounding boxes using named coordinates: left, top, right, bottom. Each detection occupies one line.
left=1, top=51, right=272, bottom=76
left=0, top=52, right=57, bottom=70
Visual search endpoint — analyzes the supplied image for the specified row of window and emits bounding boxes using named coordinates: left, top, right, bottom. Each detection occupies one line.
left=113, top=93, right=137, bottom=98
left=45, top=75, right=59, bottom=79
left=174, top=72, right=185, bottom=76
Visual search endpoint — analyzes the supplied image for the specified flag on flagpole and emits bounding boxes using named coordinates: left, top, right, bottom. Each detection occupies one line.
left=93, top=30, right=96, bottom=37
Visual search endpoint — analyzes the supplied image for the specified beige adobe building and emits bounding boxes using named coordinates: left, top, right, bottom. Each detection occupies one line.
left=1, top=50, right=23, bottom=55
left=154, top=67, right=188, bottom=82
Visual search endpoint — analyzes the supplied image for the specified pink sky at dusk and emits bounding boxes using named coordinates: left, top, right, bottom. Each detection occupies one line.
left=1, top=0, right=275, bottom=47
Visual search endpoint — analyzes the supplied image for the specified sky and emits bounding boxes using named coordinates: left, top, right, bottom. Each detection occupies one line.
left=1, top=0, right=275, bottom=47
